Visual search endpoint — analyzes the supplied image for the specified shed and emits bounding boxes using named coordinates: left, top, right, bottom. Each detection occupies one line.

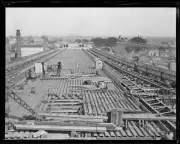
left=107, top=108, right=124, bottom=126
left=21, top=45, right=44, bottom=57
left=95, top=58, right=103, bottom=70
left=35, top=62, right=43, bottom=75
left=168, top=61, right=176, bottom=71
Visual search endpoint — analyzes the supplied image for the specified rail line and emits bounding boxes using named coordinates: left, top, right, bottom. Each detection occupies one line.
left=91, top=49, right=175, bottom=86
left=6, top=49, right=67, bottom=87
left=5, top=48, right=176, bottom=140
left=89, top=49, right=176, bottom=95
left=91, top=49, right=176, bottom=82
left=84, top=49, right=176, bottom=133
left=6, top=49, right=59, bottom=78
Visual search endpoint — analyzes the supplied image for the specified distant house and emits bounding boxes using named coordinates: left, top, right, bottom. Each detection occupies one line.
left=165, top=48, right=170, bottom=53
left=161, top=41, right=169, bottom=45
left=170, top=48, right=176, bottom=57
left=148, top=48, right=159, bottom=57
left=9, top=38, right=16, bottom=44
left=170, top=44, right=176, bottom=49
left=48, top=40, right=57, bottom=45
left=21, top=44, right=44, bottom=57
left=159, top=51, right=168, bottom=57
left=6, top=52, right=15, bottom=63
left=34, top=37, right=43, bottom=45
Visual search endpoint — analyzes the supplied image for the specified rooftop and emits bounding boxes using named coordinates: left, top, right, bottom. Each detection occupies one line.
left=5, top=48, right=176, bottom=140
left=21, top=44, right=43, bottom=47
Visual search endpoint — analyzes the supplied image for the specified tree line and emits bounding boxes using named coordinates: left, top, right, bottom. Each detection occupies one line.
left=129, top=36, right=147, bottom=44
left=75, top=39, right=90, bottom=43
left=75, top=36, right=147, bottom=47
left=91, top=37, right=118, bottom=47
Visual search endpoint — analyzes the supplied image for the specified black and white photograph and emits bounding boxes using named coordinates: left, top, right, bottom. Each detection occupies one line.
left=5, top=8, right=176, bottom=140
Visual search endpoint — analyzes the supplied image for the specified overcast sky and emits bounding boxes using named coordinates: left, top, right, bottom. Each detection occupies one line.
left=6, top=8, right=176, bottom=37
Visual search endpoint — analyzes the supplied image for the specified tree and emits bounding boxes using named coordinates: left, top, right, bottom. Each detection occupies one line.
left=129, top=36, right=147, bottom=44
left=82, top=39, right=89, bottom=43
left=75, top=39, right=81, bottom=43
left=118, top=36, right=128, bottom=42
left=106, top=37, right=118, bottom=46
left=91, top=37, right=118, bottom=47
left=161, top=41, right=169, bottom=45
left=118, top=35, right=121, bottom=40
left=125, top=47, right=133, bottom=53
left=91, top=38, right=105, bottom=46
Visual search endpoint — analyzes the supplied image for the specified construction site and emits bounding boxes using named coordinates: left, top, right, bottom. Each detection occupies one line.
left=5, top=30, right=176, bottom=140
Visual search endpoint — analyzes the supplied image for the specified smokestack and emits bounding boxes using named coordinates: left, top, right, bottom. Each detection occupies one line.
left=16, top=30, right=21, bottom=58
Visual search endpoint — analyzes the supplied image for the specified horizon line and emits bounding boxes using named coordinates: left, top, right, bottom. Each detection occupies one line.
left=6, top=34, right=176, bottom=38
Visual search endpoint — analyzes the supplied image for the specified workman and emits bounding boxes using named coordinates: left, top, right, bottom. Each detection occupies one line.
left=96, top=70, right=99, bottom=75
left=42, top=62, right=45, bottom=77
left=57, top=61, right=62, bottom=76
left=83, top=80, right=92, bottom=85
left=28, top=69, right=32, bottom=79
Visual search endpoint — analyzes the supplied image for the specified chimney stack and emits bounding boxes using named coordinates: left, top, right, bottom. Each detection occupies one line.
left=16, top=30, right=21, bottom=58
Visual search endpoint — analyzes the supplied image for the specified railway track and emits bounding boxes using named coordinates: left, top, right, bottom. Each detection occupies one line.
left=6, top=49, right=67, bottom=87
left=5, top=49, right=67, bottom=118
left=84, top=49, right=176, bottom=133
left=6, top=49, right=59, bottom=78
left=91, top=49, right=175, bottom=87
left=91, top=49, right=176, bottom=82
left=5, top=48, right=176, bottom=140
left=89, top=49, right=176, bottom=95
left=6, top=49, right=56, bottom=72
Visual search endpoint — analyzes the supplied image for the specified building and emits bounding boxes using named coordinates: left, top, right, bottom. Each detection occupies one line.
left=170, top=44, right=176, bottom=49
left=171, top=48, right=176, bottom=56
left=9, top=37, right=16, bottom=44
left=42, top=36, right=49, bottom=50
left=168, top=61, right=176, bottom=71
left=164, top=49, right=170, bottom=53
left=148, top=48, right=159, bottom=57
left=6, top=52, right=15, bottom=63
left=34, top=36, right=43, bottom=45
left=47, top=40, right=61, bottom=49
left=21, top=44, right=44, bottom=57
left=16, top=30, right=21, bottom=58
left=168, top=47, right=176, bottom=59
left=159, top=51, right=168, bottom=57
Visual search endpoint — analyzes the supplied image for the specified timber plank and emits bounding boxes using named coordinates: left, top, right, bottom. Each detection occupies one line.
left=128, top=122, right=138, bottom=137
left=144, top=123, right=155, bottom=137
left=38, top=113, right=107, bottom=119
left=151, top=122, right=162, bottom=137
left=130, top=121, right=144, bottom=137
left=95, top=92, right=105, bottom=115
left=93, top=133, right=98, bottom=137
left=45, top=117, right=104, bottom=123
left=115, top=131, right=121, bottom=137
left=13, top=132, right=20, bottom=138
left=15, top=124, right=107, bottom=132
left=49, top=109, right=78, bottom=113
left=87, top=91, right=97, bottom=115
left=125, top=129, right=133, bottom=137
left=109, top=131, right=116, bottom=137
left=23, top=131, right=30, bottom=138
left=91, top=92, right=100, bottom=115
left=119, top=129, right=127, bottom=137
left=99, top=133, right=105, bottom=137
left=104, top=132, right=110, bottom=137
left=147, top=122, right=161, bottom=137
